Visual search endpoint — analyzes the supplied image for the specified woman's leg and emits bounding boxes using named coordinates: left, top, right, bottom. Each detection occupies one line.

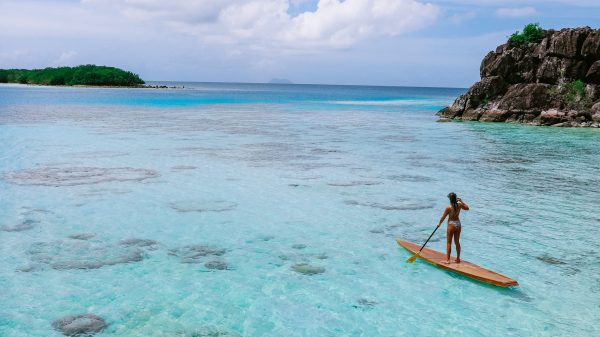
left=445, top=225, right=454, bottom=264
left=454, top=226, right=461, bottom=263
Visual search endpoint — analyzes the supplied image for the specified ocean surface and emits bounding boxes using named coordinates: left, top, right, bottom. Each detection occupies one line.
left=0, top=82, right=598, bottom=337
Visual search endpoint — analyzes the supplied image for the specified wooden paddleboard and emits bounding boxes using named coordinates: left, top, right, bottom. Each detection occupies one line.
left=396, top=239, right=518, bottom=287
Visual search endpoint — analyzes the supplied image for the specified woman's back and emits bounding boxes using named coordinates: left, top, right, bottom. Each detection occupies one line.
left=448, top=204, right=461, bottom=221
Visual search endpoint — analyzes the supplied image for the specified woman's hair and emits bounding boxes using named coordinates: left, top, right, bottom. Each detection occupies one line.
left=448, top=192, right=458, bottom=210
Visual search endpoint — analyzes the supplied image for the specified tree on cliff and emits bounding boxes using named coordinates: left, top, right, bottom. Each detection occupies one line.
left=510, top=23, right=544, bottom=44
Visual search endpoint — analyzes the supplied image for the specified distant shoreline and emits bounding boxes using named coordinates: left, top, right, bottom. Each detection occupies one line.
left=0, top=83, right=184, bottom=89
left=0, top=65, right=144, bottom=87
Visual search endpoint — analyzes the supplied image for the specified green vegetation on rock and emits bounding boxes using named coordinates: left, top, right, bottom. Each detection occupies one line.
left=0, top=65, right=144, bottom=86
left=510, top=23, right=545, bottom=44
left=564, top=80, right=592, bottom=110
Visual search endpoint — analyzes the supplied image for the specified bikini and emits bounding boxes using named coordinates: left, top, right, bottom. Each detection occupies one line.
left=448, top=219, right=461, bottom=228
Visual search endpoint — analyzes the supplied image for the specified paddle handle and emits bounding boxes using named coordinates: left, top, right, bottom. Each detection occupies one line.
left=417, top=225, right=440, bottom=253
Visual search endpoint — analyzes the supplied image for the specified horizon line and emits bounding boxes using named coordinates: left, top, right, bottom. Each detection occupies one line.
left=143, top=80, right=468, bottom=90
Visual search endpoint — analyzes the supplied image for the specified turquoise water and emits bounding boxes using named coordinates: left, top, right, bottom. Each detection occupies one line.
left=0, top=83, right=598, bottom=336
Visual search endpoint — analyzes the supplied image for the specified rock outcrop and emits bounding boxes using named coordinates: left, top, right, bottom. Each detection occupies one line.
left=52, top=314, right=107, bottom=336
left=438, top=27, right=600, bottom=127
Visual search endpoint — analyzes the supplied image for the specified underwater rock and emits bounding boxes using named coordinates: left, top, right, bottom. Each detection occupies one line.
left=353, top=298, right=378, bottom=309
left=344, top=200, right=434, bottom=211
left=4, top=166, right=158, bottom=186
left=315, top=253, right=328, bottom=260
left=171, top=165, right=197, bottom=170
left=310, top=148, right=340, bottom=154
left=536, top=254, right=567, bottom=265
left=120, top=238, right=158, bottom=250
left=169, top=200, right=237, bottom=213
left=327, top=180, right=382, bottom=187
left=169, top=245, right=227, bottom=264
left=357, top=298, right=378, bottom=306
left=51, top=313, right=107, bottom=336
left=68, top=233, right=96, bottom=240
left=27, top=240, right=148, bottom=270
left=51, top=251, right=144, bottom=270
left=204, top=260, right=229, bottom=270
left=291, top=263, right=325, bottom=275
left=17, top=264, right=41, bottom=272
left=258, top=235, right=275, bottom=241
left=386, top=174, right=435, bottom=182
left=1, top=219, right=38, bottom=232
left=181, top=326, right=242, bottom=337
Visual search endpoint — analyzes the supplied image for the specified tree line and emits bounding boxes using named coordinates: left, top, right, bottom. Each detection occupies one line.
left=0, top=65, right=145, bottom=86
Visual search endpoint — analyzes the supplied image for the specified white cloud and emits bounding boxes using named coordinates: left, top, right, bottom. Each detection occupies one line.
left=284, top=0, right=439, bottom=48
left=79, top=0, right=440, bottom=50
left=429, top=0, right=599, bottom=7
left=496, top=7, right=538, bottom=17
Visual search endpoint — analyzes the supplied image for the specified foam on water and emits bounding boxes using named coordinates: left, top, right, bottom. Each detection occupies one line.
left=0, top=83, right=599, bottom=336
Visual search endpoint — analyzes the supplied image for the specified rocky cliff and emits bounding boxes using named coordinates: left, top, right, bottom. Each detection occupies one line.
left=438, top=27, right=600, bottom=127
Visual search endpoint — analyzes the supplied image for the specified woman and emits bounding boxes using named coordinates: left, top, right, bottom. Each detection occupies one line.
left=437, top=192, right=469, bottom=264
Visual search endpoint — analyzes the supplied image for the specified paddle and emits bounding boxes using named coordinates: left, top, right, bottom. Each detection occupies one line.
left=406, top=225, right=440, bottom=263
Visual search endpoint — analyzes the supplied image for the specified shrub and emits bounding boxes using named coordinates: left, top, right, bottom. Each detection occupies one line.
left=564, top=80, right=591, bottom=111
left=481, top=95, right=490, bottom=107
left=510, top=23, right=544, bottom=44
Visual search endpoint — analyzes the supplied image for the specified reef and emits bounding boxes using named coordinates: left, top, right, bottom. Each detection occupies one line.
left=4, top=166, right=158, bottom=186
left=51, top=314, right=107, bottom=336
left=168, top=244, right=227, bottom=264
left=25, top=239, right=153, bottom=270
left=169, top=200, right=237, bottom=213
left=204, top=260, right=229, bottom=270
left=291, top=263, right=325, bottom=275
left=1, top=219, right=38, bottom=232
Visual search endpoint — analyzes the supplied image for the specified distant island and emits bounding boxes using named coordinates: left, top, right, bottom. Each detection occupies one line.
left=438, top=24, right=600, bottom=127
left=268, top=78, right=293, bottom=84
left=0, top=65, right=144, bottom=87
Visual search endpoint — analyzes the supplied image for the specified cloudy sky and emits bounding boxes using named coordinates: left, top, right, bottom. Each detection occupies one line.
left=0, top=0, right=598, bottom=87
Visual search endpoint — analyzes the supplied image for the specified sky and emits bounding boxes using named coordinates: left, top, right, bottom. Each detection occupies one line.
left=0, top=0, right=598, bottom=87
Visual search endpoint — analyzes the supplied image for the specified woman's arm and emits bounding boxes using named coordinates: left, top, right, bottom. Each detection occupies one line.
left=458, top=198, right=469, bottom=210
left=437, top=207, right=449, bottom=227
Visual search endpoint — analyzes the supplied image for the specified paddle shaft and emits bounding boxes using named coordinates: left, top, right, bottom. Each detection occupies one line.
left=416, top=225, right=440, bottom=254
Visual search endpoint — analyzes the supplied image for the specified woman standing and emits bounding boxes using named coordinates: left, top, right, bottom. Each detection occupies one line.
left=437, top=192, right=469, bottom=264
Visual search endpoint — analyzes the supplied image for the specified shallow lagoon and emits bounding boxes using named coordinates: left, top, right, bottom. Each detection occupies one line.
left=0, top=83, right=598, bottom=336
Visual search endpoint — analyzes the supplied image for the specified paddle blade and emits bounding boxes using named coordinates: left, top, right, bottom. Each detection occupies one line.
left=406, top=252, right=420, bottom=263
